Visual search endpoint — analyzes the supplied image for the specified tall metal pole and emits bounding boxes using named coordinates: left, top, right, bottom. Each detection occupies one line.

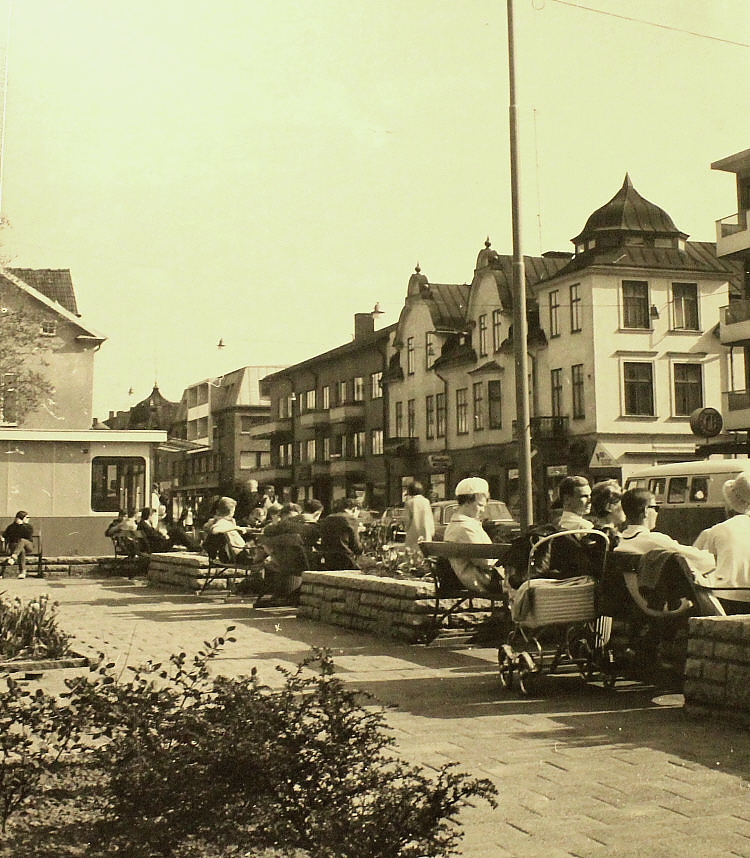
left=507, top=0, right=534, bottom=530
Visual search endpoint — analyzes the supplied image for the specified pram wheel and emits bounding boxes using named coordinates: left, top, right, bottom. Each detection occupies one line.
left=498, top=645, right=514, bottom=689
left=517, top=651, right=538, bottom=696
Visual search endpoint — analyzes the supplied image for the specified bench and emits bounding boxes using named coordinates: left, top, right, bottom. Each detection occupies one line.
left=201, top=532, right=259, bottom=594
left=418, top=541, right=511, bottom=643
left=1, top=533, right=43, bottom=577
left=110, top=533, right=148, bottom=577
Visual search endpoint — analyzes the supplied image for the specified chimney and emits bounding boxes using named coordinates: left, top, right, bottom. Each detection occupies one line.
left=354, top=313, right=375, bottom=339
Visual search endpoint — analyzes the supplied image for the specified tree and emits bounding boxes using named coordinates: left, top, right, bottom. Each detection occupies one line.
left=0, top=301, right=54, bottom=425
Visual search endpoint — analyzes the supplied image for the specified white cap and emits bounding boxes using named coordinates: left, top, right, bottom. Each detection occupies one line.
left=454, top=477, right=489, bottom=497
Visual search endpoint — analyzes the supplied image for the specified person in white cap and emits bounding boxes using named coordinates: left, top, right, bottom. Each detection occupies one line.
left=694, top=471, right=750, bottom=614
left=443, top=476, right=502, bottom=594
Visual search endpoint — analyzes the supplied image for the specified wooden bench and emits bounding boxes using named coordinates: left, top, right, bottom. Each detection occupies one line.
left=1, top=533, right=43, bottom=577
left=110, top=533, right=148, bottom=577
left=201, top=532, right=259, bottom=594
left=418, top=541, right=511, bottom=643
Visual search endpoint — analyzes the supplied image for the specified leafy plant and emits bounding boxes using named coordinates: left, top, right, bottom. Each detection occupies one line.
left=357, top=544, right=432, bottom=579
left=0, top=593, right=70, bottom=661
left=63, top=629, right=496, bottom=857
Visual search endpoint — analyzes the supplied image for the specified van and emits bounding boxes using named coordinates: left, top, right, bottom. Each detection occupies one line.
left=624, top=459, right=750, bottom=545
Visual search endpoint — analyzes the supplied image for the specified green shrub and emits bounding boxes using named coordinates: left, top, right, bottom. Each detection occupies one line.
left=0, top=593, right=70, bottom=661
left=64, top=630, right=496, bottom=857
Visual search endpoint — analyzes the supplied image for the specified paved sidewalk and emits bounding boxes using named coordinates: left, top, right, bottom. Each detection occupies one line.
left=5, top=576, right=750, bottom=858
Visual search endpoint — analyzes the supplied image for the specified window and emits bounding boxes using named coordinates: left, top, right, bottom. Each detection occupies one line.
left=456, top=388, right=468, bottom=435
left=239, top=451, right=255, bottom=470
left=492, top=309, right=503, bottom=352
left=622, top=280, right=650, bottom=329
left=667, top=477, right=688, bottom=504
left=91, top=456, right=146, bottom=513
left=279, top=443, right=292, bottom=466
left=370, top=372, right=382, bottom=399
left=407, top=399, right=416, bottom=437
left=425, top=331, right=437, bottom=369
left=478, top=314, right=488, bottom=356
left=304, top=389, right=316, bottom=412
left=472, top=382, right=484, bottom=431
left=306, top=439, right=316, bottom=462
left=321, top=385, right=330, bottom=409
left=353, top=376, right=365, bottom=402
left=336, top=380, right=347, bottom=405
left=331, top=436, right=343, bottom=457
left=690, top=477, right=709, bottom=503
left=571, top=364, right=584, bottom=420
left=394, top=401, right=403, bottom=437
left=549, top=290, right=560, bottom=337
left=488, top=379, right=502, bottom=429
left=407, top=337, right=415, bottom=375
left=674, top=363, right=703, bottom=416
left=672, top=283, right=699, bottom=331
left=40, top=319, right=57, bottom=336
left=550, top=368, right=563, bottom=417
left=436, top=392, right=446, bottom=438
left=322, top=436, right=330, bottom=460
left=371, top=428, right=383, bottom=456
left=297, top=441, right=304, bottom=462
left=240, top=416, right=254, bottom=433
left=425, top=395, right=435, bottom=439
left=352, top=431, right=365, bottom=458
left=623, top=361, right=655, bottom=416
left=570, top=284, right=581, bottom=333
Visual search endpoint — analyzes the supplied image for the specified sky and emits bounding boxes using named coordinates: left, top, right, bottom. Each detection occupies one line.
left=0, top=0, right=748, bottom=419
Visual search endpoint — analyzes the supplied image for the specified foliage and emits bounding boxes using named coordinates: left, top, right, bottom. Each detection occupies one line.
left=357, top=544, right=432, bottom=579
left=0, top=593, right=71, bottom=661
left=0, top=298, right=54, bottom=425
left=60, top=630, right=496, bottom=857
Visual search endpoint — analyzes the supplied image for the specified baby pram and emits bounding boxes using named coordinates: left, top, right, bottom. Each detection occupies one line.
left=498, top=529, right=610, bottom=695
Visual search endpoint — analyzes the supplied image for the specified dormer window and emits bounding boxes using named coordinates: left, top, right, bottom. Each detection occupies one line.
left=575, top=243, right=585, bottom=255
left=40, top=320, right=57, bottom=337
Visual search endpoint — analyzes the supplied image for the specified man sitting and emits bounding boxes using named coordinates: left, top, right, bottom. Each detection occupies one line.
left=202, top=497, right=256, bottom=563
left=553, top=476, right=594, bottom=532
left=443, top=477, right=502, bottom=595
left=2, top=510, right=35, bottom=579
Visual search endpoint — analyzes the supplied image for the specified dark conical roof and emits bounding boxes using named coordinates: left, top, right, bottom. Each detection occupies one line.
left=128, top=385, right=179, bottom=430
left=572, top=174, right=686, bottom=245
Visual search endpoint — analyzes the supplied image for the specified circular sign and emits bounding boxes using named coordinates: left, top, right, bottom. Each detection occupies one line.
left=689, top=407, right=723, bottom=438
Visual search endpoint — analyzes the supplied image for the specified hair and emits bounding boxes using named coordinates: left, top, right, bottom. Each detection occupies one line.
left=140, top=507, right=153, bottom=520
left=14, top=510, right=28, bottom=520
left=590, top=480, right=622, bottom=519
left=406, top=481, right=424, bottom=497
left=558, top=475, right=590, bottom=503
left=331, top=497, right=356, bottom=513
left=216, top=497, right=237, bottom=516
left=280, top=502, right=302, bottom=517
left=302, top=498, right=324, bottom=515
left=620, top=487, right=652, bottom=522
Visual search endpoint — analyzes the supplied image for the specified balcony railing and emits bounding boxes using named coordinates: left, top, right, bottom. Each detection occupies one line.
left=719, top=300, right=750, bottom=347
left=245, top=417, right=292, bottom=438
left=298, top=410, right=330, bottom=429
left=716, top=210, right=750, bottom=257
left=722, top=389, right=750, bottom=432
left=726, top=389, right=750, bottom=411
left=721, top=300, right=750, bottom=326
left=512, top=416, right=569, bottom=439
left=329, top=401, right=366, bottom=423
left=718, top=210, right=748, bottom=238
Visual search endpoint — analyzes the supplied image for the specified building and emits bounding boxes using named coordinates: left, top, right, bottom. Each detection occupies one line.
left=385, top=177, right=741, bottom=519
left=0, top=268, right=164, bottom=554
left=256, top=314, right=395, bottom=511
left=712, top=147, right=750, bottom=445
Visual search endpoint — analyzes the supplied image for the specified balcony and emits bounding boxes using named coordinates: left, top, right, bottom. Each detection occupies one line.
left=720, top=301, right=750, bottom=347
left=251, top=466, right=293, bottom=484
left=330, top=457, right=366, bottom=477
left=512, top=416, right=569, bottom=439
left=329, top=401, right=365, bottom=424
left=722, top=389, right=750, bottom=432
left=716, top=210, right=750, bottom=258
left=245, top=417, right=293, bottom=439
left=311, top=461, right=330, bottom=478
left=298, top=409, right=330, bottom=429
left=383, top=437, right=419, bottom=457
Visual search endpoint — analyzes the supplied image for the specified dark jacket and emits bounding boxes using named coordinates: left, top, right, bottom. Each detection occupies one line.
left=3, top=520, right=33, bottom=545
left=318, top=513, right=362, bottom=570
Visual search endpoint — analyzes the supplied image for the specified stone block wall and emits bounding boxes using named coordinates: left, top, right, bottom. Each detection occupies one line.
left=147, top=552, right=219, bottom=591
left=684, top=614, right=750, bottom=727
left=298, top=570, right=437, bottom=643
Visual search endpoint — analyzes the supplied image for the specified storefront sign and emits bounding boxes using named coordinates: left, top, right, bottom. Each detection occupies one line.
left=588, top=442, right=618, bottom=469
left=689, top=407, right=723, bottom=438
left=428, top=454, right=453, bottom=471
left=546, top=464, right=568, bottom=477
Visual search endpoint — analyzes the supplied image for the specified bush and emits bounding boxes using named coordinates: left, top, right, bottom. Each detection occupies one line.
left=0, top=593, right=70, bottom=661
left=63, top=630, right=496, bottom=857
left=357, top=545, right=431, bottom=579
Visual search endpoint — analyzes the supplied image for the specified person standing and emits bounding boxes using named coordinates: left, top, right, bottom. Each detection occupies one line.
left=2, top=511, right=35, bottom=578
left=403, top=481, right=435, bottom=550
left=694, top=471, right=750, bottom=614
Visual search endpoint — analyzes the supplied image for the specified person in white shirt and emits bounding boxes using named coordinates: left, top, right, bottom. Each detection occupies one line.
left=694, top=471, right=750, bottom=613
left=615, top=488, right=714, bottom=576
left=554, top=476, right=594, bottom=532
left=444, top=477, right=501, bottom=594
left=403, top=481, right=435, bottom=550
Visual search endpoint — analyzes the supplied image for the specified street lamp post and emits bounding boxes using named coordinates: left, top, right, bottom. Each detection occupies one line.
left=507, top=0, right=534, bottom=530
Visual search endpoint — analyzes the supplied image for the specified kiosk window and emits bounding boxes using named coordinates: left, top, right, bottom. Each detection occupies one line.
left=91, top=456, right=146, bottom=513
left=689, top=477, right=709, bottom=502
left=667, top=477, right=688, bottom=504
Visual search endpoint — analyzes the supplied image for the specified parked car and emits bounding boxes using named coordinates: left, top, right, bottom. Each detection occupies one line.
left=430, top=499, right=520, bottom=543
left=378, top=507, right=407, bottom=544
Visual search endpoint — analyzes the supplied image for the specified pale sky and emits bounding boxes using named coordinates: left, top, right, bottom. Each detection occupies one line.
left=0, top=0, right=748, bottom=419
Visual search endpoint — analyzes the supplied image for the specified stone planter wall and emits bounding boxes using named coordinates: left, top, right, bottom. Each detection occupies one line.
left=298, top=570, right=436, bottom=643
left=147, top=552, right=223, bottom=592
left=684, top=614, right=750, bottom=727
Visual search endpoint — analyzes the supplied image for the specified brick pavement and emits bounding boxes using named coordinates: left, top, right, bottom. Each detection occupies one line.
left=4, top=575, right=750, bottom=858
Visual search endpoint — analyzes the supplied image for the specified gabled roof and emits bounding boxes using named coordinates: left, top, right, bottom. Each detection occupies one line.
left=420, top=282, right=472, bottom=332
left=7, top=268, right=79, bottom=315
left=0, top=268, right=106, bottom=342
left=472, top=250, right=570, bottom=308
